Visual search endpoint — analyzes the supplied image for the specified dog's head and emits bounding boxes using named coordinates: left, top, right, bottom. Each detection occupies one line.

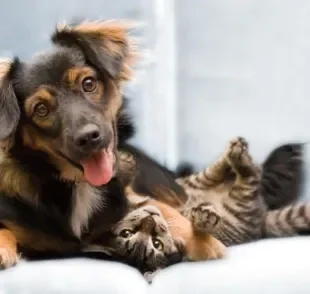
left=0, top=20, right=138, bottom=186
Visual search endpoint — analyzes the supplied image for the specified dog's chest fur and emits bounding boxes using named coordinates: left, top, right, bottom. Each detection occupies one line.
left=71, top=183, right=102, bottom=238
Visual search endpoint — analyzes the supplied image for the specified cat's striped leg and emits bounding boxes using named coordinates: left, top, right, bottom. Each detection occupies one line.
left=220, top=137, right=264, bottom=244
left=176, top=150, right=230, bottom=191
left=225, top=137, right=261, bottom=189
left=177, top=141, right=233, bottom=233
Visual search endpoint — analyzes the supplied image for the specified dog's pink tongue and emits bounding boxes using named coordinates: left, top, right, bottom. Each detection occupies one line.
left=80, top=150, right=113, bottom=186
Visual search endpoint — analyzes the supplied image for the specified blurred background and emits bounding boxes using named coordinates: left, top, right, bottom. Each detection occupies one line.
left=2, top=0, right=310, bottom=193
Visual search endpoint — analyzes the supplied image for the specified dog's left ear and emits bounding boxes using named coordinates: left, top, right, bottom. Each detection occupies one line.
left=0, top=58, right=20, bottom=141
left=51, top=20, right=138, bottom=82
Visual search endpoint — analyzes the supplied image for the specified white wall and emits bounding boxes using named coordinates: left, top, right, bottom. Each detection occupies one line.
left=176, top=0, right=310, bottom=170
left=1, top=0, right=310, bottom=194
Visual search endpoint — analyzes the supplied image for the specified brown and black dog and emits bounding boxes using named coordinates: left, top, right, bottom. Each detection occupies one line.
left=0, top=19, right=199, bottom=270
left=0, top=20, right=141, bottom=267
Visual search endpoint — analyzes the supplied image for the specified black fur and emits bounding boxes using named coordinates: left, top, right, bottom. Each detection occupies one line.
left=175, top=162, right=194, bottom=178
left=261, top=143, right=304, bottom=210
left=121, top=144, right=187, bottom=201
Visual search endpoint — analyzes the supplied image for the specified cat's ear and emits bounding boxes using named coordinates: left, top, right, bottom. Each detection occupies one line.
left=127, top=194, right=150, bottom=208
left=52, top=20, right=139, bottom=82
left=0, top=58, right=20, bottom=142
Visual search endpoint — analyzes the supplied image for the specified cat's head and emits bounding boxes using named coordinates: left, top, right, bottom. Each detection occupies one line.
left=92, top=203, right=185, bottom=272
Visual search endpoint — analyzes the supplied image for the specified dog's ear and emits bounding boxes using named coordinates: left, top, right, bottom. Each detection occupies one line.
left=0, top=58, right=20, bottom=141
left=51, top=20, right=138, bottom=82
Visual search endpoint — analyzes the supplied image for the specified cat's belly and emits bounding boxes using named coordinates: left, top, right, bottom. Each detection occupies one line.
left=215, top=194, right=267, bottom=246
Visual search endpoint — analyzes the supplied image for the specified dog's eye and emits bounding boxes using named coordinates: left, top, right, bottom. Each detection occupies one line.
left=120, top=229, right=133, bottom=238
left=34, top=103, right=49, bottom=117
left=152, top=238, right=164, bottom=251
left=82, top=77, right=98, bottom=92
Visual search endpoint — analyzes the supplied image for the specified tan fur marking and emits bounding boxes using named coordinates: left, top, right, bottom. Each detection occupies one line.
left=147, top=199, right=226, bottom=261
left=21, top=125, right=84, bottom=183
left=64, top=66, right=104, bottom=104
left=0, top=156, right=39, bottom=200
left=3, top=222, right=79, bottom=252
left=0, top=228, right=19, bottom=268
left=65, top=67, right=84, bottom=88
left=105, top=83, right=122, bottom=118
left=24, top=87, right=57, bottom=129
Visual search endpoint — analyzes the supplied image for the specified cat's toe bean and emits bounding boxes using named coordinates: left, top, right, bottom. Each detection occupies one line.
left=190, top=202, right=221, bottom=232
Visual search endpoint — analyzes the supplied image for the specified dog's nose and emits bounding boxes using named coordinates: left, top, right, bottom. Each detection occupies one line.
left=74, top=124, right=101, bottom=150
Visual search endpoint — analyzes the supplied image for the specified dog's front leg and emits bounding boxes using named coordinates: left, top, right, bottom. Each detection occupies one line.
left=0, top=228, right=20, bottom=269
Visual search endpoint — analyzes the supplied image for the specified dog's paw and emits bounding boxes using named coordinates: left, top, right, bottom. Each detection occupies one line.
left=189, top=202, right=220, bottom=232
left=143, top=269, right=161, bottom=284
left=0, top=247, right=20, bottom=269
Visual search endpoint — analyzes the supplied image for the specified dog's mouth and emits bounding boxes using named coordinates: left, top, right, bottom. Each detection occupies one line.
left=80, top=143, right=115, bottom=187
left=56, top=141, right=116, bottom=186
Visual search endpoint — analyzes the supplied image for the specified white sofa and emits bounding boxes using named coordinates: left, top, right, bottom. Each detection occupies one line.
left=1, top=237, right=309, bottom=294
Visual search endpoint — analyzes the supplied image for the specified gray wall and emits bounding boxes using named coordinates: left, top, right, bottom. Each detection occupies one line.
left=1, top=1, right=310, bottom=190
left=176, top=0, right=310, bottom=170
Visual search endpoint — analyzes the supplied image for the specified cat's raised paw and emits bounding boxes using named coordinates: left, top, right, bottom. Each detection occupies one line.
left=226, top=137, right=260, bottom=178
left=190, top=202, right=220, bottom=233
left=226, top=136, right=253, bottom=166
left=227, top=137, right=248, bottom=160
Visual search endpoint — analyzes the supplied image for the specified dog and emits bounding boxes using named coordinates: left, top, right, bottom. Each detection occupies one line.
left=0, top=20, right=142, bottom=268
left=0, top=19, right=197, bottom=269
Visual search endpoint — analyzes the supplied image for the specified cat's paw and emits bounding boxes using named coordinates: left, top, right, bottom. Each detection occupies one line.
left=226, top=137, right=254, bottom=169
left=226, top=137, right=249, bottom=162
left=189, top=202, right=220, bottom=232
left=0, top=247, right=20, bottom=269
left=226, top=137, right=260, bottom=177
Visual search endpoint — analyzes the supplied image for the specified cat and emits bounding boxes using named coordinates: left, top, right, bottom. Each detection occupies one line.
left=176, top=141, right=304, bottom=210
left=177, top=137, right=308, bottom=246
left=85, top=138, right=306, bottom=275
left=85, top=190, right=226, bottom=274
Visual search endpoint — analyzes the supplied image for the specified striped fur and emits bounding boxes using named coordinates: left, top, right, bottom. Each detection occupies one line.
left=176, top=137, right=266, bottom=246
left=176, top=137, right=308, bottom=246
left=264, top=203, right=310, bottom=237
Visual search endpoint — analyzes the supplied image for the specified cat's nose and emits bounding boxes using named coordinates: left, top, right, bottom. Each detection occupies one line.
left=140, top=215, right=156, bottom=233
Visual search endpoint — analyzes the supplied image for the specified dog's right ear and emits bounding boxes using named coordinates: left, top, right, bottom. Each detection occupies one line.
left=0, top=58, right=20, bottom=141
left=51, top=20, right=139, bottom=82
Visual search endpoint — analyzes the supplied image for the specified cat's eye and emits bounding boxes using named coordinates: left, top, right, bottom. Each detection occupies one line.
left=120, top=229, right=133, bottom=238
left=152, top=238, right=164, bottom=251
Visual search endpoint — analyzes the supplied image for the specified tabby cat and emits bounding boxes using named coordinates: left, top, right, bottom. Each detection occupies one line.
left=86, top=137, right=306, bottom=275
left=177, top=137, right=308, bottom=246
left=85, top=191, right=226, bottom=273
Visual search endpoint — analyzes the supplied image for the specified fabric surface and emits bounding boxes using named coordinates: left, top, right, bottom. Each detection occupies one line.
left=150, top=237, right=310, bottom=294
left=0, top=237, right=309, bottom=293
left=0, top=259, right=148, bottom=294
